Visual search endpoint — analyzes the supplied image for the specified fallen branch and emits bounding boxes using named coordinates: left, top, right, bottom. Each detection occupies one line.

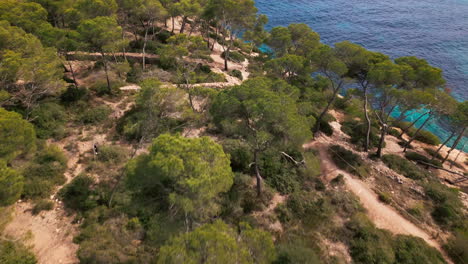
left=415, top=160, right=466, bottom=177
left=280, top=152, right=305, bottom=166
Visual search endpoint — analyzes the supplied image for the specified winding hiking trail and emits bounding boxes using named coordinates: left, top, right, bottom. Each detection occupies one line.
left=305, top=135, right=453, bottom=264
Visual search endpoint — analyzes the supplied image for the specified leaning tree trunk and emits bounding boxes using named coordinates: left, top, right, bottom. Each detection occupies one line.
left=254, top=150, right=262, bottom=196
left=180, top=16, right=187, bottom=33
left=102, top=54, right=111, bottom=94
left=399, top=111, right=429, bottom=138
left=451, top=142, right=465, bottom=168
left=67, top=61, right=78, bottom=86
left=403, top=113, right=432, bottom=152
left=314, top=83, right=341, bottom=134
left=441, top=127, right=466, bottom=165
left=363, top=84, right=371, bottom=152
left=142, top=27, right=149, bottom=70
left=376, top=124, right=388, bottom=158
left=431, top=130, right=456, bottom=161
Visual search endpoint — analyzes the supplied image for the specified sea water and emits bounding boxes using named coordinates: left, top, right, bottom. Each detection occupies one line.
left=256, top=0, right=468, bottom=150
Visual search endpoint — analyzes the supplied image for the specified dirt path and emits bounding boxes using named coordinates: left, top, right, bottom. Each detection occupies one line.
left=3, top=96, right=133, bottom=264
left=305, top=138, right=453, bottom=263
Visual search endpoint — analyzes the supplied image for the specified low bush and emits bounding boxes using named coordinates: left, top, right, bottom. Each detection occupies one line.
left=444, top=229, right=468, bottom=264
left=221, top=51, right=245, bottom=63
left=329, top=145, right=369, bottom=178
left=30, top=102, right=67, bottom=139
left=79, top=105, right=112, bottom=124
left=287, top=190, right=331, bottom=228
left=331, top=174, right=345, bottom=186
left=261, top=151, right=302, bottom=195
left=229, top=69, right=243, bottom=80
left=388, top=128, right=400, bottom=137
left=0, top=240, right=37, bottom=264
left=222, top=139, right=253, bottom=173
left=315, top=119, right=333, bottom=136
left=59, top=174, right=97, bottom=212
left=23, top=145, right=67, bottom=199
left=61, top=86, right=88, bottom=103
left=273, top=233, right=321, bottom=264
left=405, top=151, right=442, bottom=167
left=382, top=154, right=429, bottom=180
left=32, top=199, right=54, bottom=215
left=377, top=191, right=392, bottom=204
left=424, top=182, right=464, bottom=228
left=424, top=148, right=444, bottom=160
left=97, top=145, right=128, bottom=164
left=341, top=120, right=381, bottom=150
left=394, top=235, right=446, bottom=264
left=407, top=129, right=441, bottom=146
left=345, top=213, right=396, bottom=264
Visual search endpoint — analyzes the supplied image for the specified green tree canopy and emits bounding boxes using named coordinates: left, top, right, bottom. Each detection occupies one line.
left=211, top=77, right=312, bottom=194
left=0, top=108, right=36, bottom=162
left=0, top=160, right=24, bottom=206
left=126, top=134, right=234, bottom=222
left=157, top=220, right=276, bottom=264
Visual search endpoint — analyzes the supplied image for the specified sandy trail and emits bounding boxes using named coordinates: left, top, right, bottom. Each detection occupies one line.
left=305, top=136, right=453, bottom=263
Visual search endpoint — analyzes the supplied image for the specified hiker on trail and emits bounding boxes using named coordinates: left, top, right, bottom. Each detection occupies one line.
left=93, top=143, right=99, bottom=155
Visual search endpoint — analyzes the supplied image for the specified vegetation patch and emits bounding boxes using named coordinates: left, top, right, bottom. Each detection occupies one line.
left=382, top=154, right=429, bottom=180
left=329, top=145, right=370, bottom=178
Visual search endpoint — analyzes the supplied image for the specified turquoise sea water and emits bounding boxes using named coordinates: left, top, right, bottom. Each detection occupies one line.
left=256, top=0, right=467, bottom=150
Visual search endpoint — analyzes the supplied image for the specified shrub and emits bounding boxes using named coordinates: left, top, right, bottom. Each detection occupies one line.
left=329, top=145, right=369, bottom=178
left=316, top=119, right=333, bottom=136
left=273, top=234, right=321, bottom=264
left=79, top=105, right=111, bottom=124
left=341, top=120, right=381, bottom=150
left=32, top=199, right=54, bottom=215
left=221, top=51, right=245, bottom=63
left=405, top=151, right=442, bottom=167
left=424, top=148, right=444, bottom=161
left=408, top=129, right=441, bottom=146
left=424, top=182, right=463, bottom=228
left=61, top=86, right=88, bottom=103
left=59, top=174, right=97, bottom=212
left=444, top=229, right=468, bottom=264
left=261, top=151, right=301, bottom=195
left=388, top=128, right=400, bottom=137
left=97, top=145, right=128, bottom=164
left=229, top=69, right=243, bottom=80
left=394, top=235, right=446, bottom=264
left=287, top=190, right=331, bottom=228
left=30, top=102, right=67, bottom=139
left=0, top=240, right=37, bottom=264
left=382, top=154, right=429, bottom=180
left=222, top=139, right=252, bottom=173
left=23, top=145, right=67, bottom=199
left=331, top=174, right=345, bottom=186
left=377, top=191, right=392, bottom=204
left=345, top=213, right=396, bottom=264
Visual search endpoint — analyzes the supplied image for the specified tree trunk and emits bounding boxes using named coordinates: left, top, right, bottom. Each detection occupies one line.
left=254, top=150, right=262, bottom=196
left=67, top=61, right=78, bottom=86
left=403, top=113, right=432, bottom=152
left=102, top=56, right=111, bottom=94
left=399, top=111, right=429, bottom=138
left=431, top=130, right=455, bottom=161
left=363, top=84, right=371, bottom=152
left=224, top=48, right=229, bottom=71
left=451, top=142, right=465, bottom=169
left=314, top=83, right=341, bottom=134
left=376, top=124, right=388, bottom=158
left=180, top=16, right=187, bottom=33
left=142, top=27, right=148, bottom=70
left=441, top=127, right=466, bottom=165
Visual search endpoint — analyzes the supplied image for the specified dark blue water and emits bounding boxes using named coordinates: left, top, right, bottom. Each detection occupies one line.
left=256, top=0, right=467, bottom=150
